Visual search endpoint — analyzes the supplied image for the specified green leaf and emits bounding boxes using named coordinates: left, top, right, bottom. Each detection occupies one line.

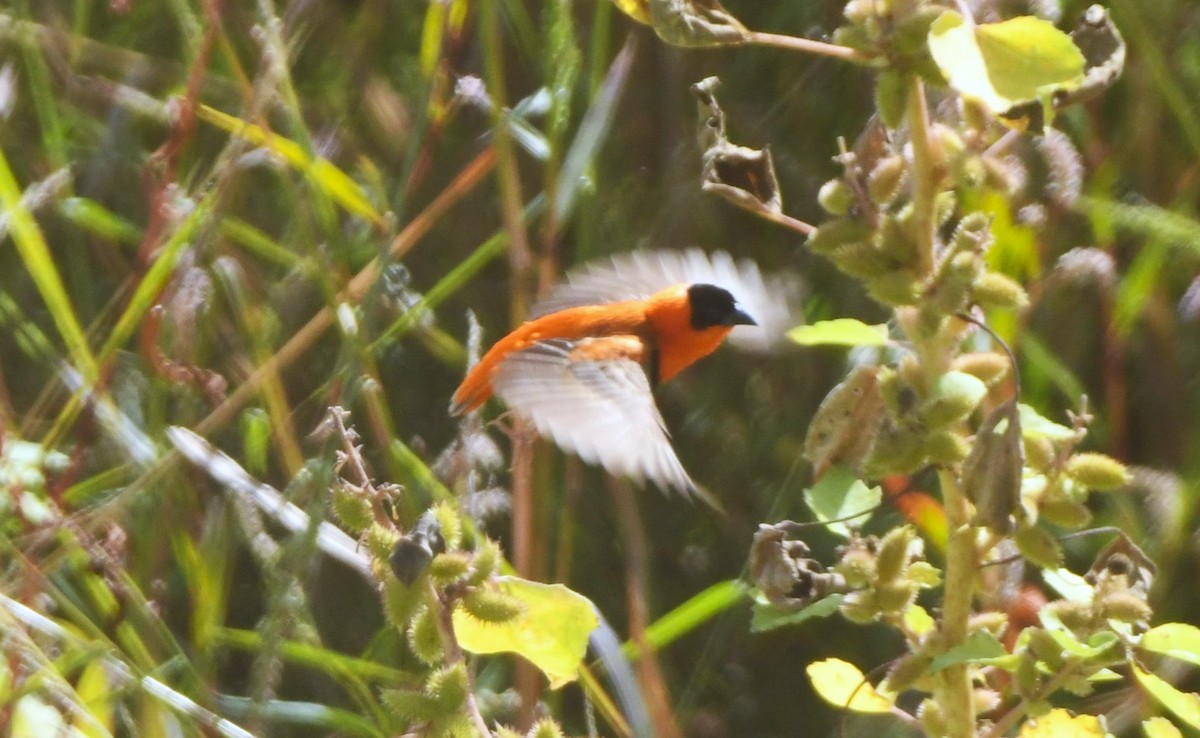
left=1047, top=629, right=1119, bottom=659
left=648, top=0, right=748, bottom=47
left=1133, top=665, right=1200, bottom=729
left=1143, top=716, right=1184, bottom=738
left=751, top=594, right=844, bottom=633
left=805, top=658, right=894, bottom=713
left=928, top=12, right=1085, bottom=115
left=1143, top=624, right=1200, bottom=668
left=929, top=630, right=1007, bottom=673
left=789, top=319, right=890, bottom=347
left=803, top=465, right=882, bottom=538
left=454, top=576, right=599, bottom=689
left=1018, top=404, right=1075, bottom=441
left=1041, top=568, right=1094, bottom=604
left=1019, top=709, right=1106, bottom=737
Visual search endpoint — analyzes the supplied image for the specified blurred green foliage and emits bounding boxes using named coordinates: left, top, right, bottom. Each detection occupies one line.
left=2, top=0, right=1200, bottom=735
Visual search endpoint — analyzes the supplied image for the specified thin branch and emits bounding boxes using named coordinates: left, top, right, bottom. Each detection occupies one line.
left=906, top=75, right=938, bottom=276
left=745, top=31, right=872, bottom=64
left=423, top=582, right=494, bottom=738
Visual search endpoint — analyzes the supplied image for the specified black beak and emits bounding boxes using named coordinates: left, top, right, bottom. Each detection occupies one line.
left=727, top=306, right=757, bottom=326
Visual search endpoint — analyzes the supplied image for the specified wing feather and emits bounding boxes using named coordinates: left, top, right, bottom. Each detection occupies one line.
left=492, top=339, right=695, bottom=495
left=529, top=248, right=799, bottom=351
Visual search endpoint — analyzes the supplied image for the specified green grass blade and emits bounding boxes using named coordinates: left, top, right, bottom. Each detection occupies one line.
left=623, top=579, right=748, bottom=660
left=196, top=104, right=384, bottom=227
left=0, top=145, right=98, bottom=380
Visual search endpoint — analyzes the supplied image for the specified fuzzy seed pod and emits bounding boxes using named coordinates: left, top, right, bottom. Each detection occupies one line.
left=925, top=431, right=970, bottom=464
left=426, top=664, right=469, bottom=711
left=807, top=218, right=873, bottom=255
left=866, top=272, right=921, bottom=306
left=1023, top=437, right=1056, bottom=472
left=836, top=545, right=877, bottom=587
left=366, top=523, right=402, bottom=562
left=865, top=420, right=928, bottom=476
left=380, top=688, right=438, bottom=722
left=918, top=699, right=947, bottom=738
left=869, top=155, right=906, bottom=205
left=383, top=578, right=423, bottom=627
left=840, top=590, right=879, bottom=624
left=952, top=352, right=1011, bottom=387
left=529, top=719, right=567, bottom=738
left=921, top=371, right=987, bottom=429
left=428, top=551, right=473, bottom=585
left=818, top=178, right=855, bottom=215
left=462, top=588, right=525, bottom=623
left=934, top=191, right=958, bottom=227
left=1038, top=498, right=1093, bottom=529
left=974, top=688, right=1002, bottom=715
left=1042, top=600, right=1092, bottom=634
left=1065, top=453, right=1130, bottom=491
left=1014, top=655, right=1041, bottom=699
left=931, top=124, right=966, bottom=169
left=1099, top=591, right=1152, bottom=624
left=832, top=241, right=892, bottom=279
left=331, top=486, right=374, bottom=534
left=1026, top=627, right=1068, bottom=670
left=973, top=272, right=1030, bottom=310
left=951, top=212, right=992, bottom=252
left=883, top=652, right=934, bottom=694
left=875, top=580, right=918, bottom=612
left=876, top=526, right=918, bottom=584
left=408, top=605, right=444, bottom=665
left=432, top=501, right=463, bottom=551
left=466, top=538, right=503, bottom=586
left=878, top=214, right=918, bottom=266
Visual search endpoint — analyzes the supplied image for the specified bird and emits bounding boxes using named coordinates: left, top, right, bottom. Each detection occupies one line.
left=450, top=249, right=792, bottom=495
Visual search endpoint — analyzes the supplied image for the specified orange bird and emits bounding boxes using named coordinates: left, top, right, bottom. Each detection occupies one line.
left=451, top=250, right=791, bottom=494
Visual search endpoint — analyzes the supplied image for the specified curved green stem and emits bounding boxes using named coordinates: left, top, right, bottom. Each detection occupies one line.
left=936, top=468, right=977, bottom=738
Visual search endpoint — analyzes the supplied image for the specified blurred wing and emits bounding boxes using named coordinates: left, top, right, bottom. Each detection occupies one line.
left=531, top=248, right=799, bottom=351
left=492, top=339, right=695, bottom=495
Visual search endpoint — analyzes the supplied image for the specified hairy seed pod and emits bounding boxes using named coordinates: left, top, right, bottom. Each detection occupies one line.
left=408, top=605, right=444, bottom=665
left=818, top=178, right=855, bottom=215
left=808, top=218, right=873, bottom=255
left=1099, top=591, right=1152, bottom=624
left=868, top=155, right=906, bottom=205
left=466, top=538, right=503, bottom=586
left=463, top=588, right=526, bottom=623
left=1065, top=453, right=1131, bottom=491
left=427, top=551, right=473, bottom=586
left=1038, top=498, right=1093, bottom=529
left=953, top=352, right=1011, bottom=387
left=331, top=486, right=374, bottom=534
left=426, top=664, right=469, bottom=711
left=974, top=272, right=1030, bottom=310
left=876, top=526, right=918, bottom=584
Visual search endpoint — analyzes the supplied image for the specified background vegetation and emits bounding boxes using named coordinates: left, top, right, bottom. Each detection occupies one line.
left=2, top=0, right=1200, bottom=735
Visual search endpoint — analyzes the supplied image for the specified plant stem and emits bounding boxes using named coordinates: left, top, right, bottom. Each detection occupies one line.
left=424, top=582, right=493, bottom=737
left=906, top=74, right=937, bottom=276
left=936, top=468, right=977, bottom=738
left=745, top=31, right=872, bottom=63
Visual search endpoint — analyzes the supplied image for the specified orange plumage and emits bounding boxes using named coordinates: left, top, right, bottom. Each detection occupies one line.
left=449, top=250, right=783, bottom=494
left=451, top=285, right=742, bottom=415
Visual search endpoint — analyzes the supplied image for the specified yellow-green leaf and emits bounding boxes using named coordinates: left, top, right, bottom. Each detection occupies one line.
left=1144, top=624, right=1200, bottom=667
left=1142, top=720, right=1180, bottom=734
left=789, top=319, right=890, bottom=347
left=1019, top=708, right=1105, bottom=737
left=1143, top=717, right=1183, bottom=738
left=1133, top=665, right=1200, bottom=729
left=805, top=658, right=894, bottom=713
left=928, top=12, right=1085, bottom=115
left=196, top=104, right=383, bottom=226
left=454, top=576, right=599, bottom=689
left=608, top=0, right=650, bottom=24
